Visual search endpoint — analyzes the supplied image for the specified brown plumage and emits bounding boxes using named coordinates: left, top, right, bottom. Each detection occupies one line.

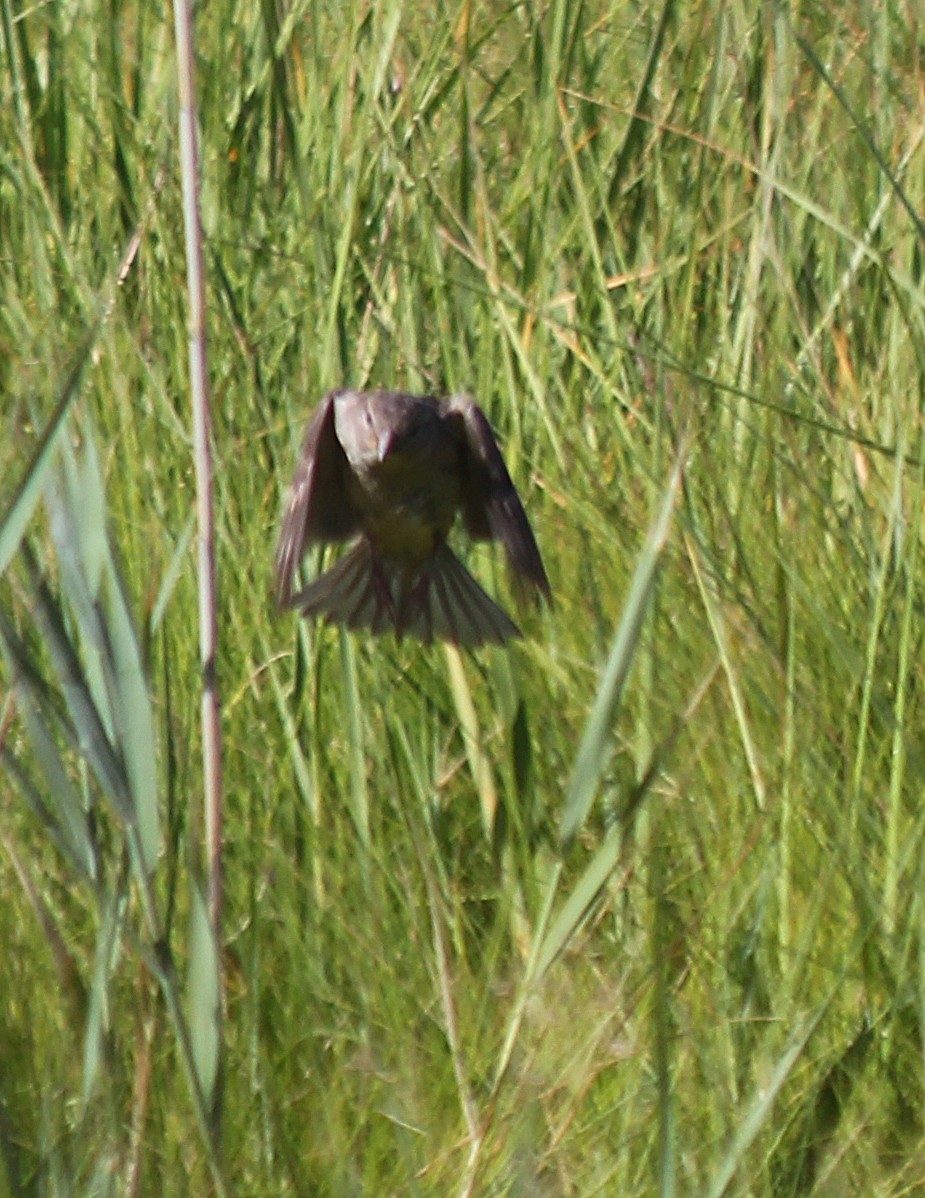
left=274, top=389, right=551, bottom=645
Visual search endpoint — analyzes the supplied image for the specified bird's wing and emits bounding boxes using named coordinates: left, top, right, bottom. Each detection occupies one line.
left=274, top=391, right=361, bottom=607
left=446, top=395, right=551, bottom=601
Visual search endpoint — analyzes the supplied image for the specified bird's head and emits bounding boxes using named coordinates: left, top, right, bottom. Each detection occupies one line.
left=334, top=391, right=443, bottom=470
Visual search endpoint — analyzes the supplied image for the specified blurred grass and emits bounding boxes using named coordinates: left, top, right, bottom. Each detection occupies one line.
left=3, top=0, right=925, bottom=1194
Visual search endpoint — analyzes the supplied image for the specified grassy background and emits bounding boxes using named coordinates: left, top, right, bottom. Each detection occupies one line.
left=3, top=0, right=925, bottom=1194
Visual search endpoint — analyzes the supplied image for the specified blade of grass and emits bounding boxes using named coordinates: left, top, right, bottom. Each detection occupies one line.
left=187, top=880, right=222, bottom=1110
left=49, top=432, right=162, bottom=869
left=704, top=1007, right=826, bottom=1198
left=795, top=33, right=925, bottom=248
left=445, top=643, right=498, bottom=840
left=0, top=680, right=97, bottom=883
left=340, top=629, right=370, bottom=849
left=0, top=579, right=133, bottom=825
left=686, top=534, right=767, bottom=814
left=0, top=324, right=100, bottom=578
left=560, top=450, right=685, bottom=849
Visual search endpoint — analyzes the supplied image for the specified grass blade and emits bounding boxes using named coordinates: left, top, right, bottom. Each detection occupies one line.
left=704, top=1008, right=826, bottom=1198
left=187, top=881, right=222, bottom=1111
left=0, top=326, right=98, bottom=577
left=560, top=452, right=685, bottom=849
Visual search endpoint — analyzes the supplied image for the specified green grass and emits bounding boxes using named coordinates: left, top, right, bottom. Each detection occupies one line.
left=3, top=0, right=925, bottom=1194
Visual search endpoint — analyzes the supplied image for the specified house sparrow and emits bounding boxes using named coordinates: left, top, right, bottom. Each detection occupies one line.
left=275, top=389, right=551, bottom=645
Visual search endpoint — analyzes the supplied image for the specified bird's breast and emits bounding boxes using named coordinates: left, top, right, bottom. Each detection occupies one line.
left=350, top=451, right=461, bottom=564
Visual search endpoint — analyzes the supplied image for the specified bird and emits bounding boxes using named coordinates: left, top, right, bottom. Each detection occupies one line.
left=274, top=389, right=551, bottom=646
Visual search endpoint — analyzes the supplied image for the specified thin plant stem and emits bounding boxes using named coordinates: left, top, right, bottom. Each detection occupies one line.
left=171, top=0, right=224, bottom=941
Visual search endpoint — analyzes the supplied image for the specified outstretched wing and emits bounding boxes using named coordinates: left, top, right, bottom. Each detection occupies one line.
left=446, top=395, right=551, bottom=602
left=274, top=391, right=361, bottom=607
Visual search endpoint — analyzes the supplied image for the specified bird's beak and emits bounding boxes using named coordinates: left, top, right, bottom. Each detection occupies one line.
left=376, top=428, right=395, bottom=461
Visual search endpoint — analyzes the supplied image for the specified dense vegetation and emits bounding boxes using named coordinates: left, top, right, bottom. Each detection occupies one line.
left=2, top=2, right=924, bottom=1193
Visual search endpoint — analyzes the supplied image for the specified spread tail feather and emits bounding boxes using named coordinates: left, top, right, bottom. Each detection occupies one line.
left=285, top=541, right=521, bottom=646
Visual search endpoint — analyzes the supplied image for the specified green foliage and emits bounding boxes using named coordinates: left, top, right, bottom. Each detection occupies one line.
left=3, top=0, right=925, bottom=1194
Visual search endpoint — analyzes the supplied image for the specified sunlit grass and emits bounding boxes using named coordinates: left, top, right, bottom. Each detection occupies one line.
left=3, top=1, right=925, bottom=1194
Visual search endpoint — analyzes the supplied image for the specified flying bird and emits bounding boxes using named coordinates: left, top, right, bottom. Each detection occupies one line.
left=275, top=389, right=551, bottom=646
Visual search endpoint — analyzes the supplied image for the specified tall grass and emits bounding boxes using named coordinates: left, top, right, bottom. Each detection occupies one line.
left=2, top=1, right=925, bottom=1194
